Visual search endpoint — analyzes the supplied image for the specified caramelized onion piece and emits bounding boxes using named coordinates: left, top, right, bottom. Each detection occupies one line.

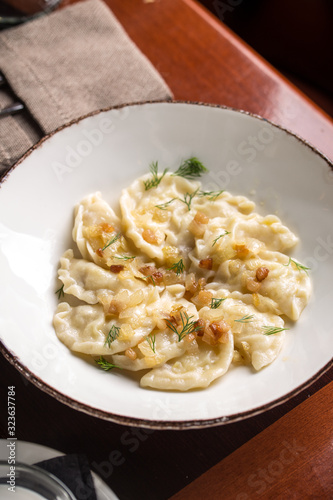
left=194, top=211, right=209, bottom=224
left=142, top=228, right=159, bottom=244
left=234, top=244, right=249, bottom=259
left=125, top=348, right=137, bottom=360
left=199, top=258, right=213, bottom=270
left=139, top=266, right=154, bottom=276
left=110, top=265, right=124, bottom=274
left=246, top=278, right=261, bottom=293
left=194, top=319, right=229, bottom=345
left=256, top=266, right=270, bottom=282
left=139, top=266, right=164, bottom=285
left=189, top=212, right=209, bottom=237
left=192, top=290, right=213, bottom=307
left=185, top=273, right=198, bottom=294
left=100, top=223, right=114, bottom=233
left=151, top=271, right=164, bottom=284
left=203, top=321, right=229, bottom=345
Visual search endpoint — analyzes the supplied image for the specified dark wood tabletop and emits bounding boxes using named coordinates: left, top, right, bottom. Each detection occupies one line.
left=1, top=1, right=332, bottom=499
left=170, top=381, right=333, bottom=500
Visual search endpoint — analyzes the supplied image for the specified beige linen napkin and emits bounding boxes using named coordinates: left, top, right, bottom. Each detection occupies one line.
left=0, top=0, right=173, bottom=173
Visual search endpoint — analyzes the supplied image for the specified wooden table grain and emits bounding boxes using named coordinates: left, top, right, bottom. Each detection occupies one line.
left=170, top=381, right=333, bottom=500
left=108, top=0, right=333, bottom=161
left=1, top=1, right=332, bottom=499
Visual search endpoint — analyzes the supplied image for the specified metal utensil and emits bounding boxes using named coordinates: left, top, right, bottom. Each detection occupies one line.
left=0, top=101, right=25, bottom=117
left=0, top=72, right=24, bottom=117
left=0, top=1, right=63, bottom=28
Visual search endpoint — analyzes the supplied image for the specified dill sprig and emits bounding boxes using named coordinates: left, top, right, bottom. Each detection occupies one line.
left=212, top=231, right=231, bottom=246
left=210, top=297, right=226, bottom=309
left=166, top=311, right=201, bottom=342
left=155, top=198, right=177, bottom=210
left=141, top=274, right=156, bottom=286
left=263, top=326, right=289, bottom=336
left=55, top=284, right=65, bottom=299
left=114, top=255, right=136, bottom=261
left=143, top=161, right=168, bottom=191
left=199, top=190, right=224, bottom=201
left=104, top=325, right=121, bottom=347
left=155, top=188, right=201, bottom=212
left=234, top=314, right=254, bottom=324
left=284, top=257, right=310, bottom=275
left=95, top=356, right=120, bottom=371
left=101, top=232, right=121, bottom=251
left=172, top=157, right=208, bottom=179
left=179, top=188, right=199, bottom=211
left=168, top=259, right=185, bottom=275
left=146, top=333, right=156, bottom=353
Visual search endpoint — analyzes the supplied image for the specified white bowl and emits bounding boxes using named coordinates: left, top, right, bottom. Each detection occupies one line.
left=0, top=101, right=332, bottom=429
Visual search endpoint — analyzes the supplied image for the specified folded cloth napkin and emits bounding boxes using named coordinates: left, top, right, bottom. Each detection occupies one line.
left=36, top=454, right=98, bottom=499
left=0, top=0, right=173, bottom=174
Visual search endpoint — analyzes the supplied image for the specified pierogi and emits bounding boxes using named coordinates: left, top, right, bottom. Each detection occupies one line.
left=53, top=160, right=311, bottom=391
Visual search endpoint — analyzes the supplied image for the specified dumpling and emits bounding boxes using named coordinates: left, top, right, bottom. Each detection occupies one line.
left=73, top=192, right=137, bottom=271
left=188, top=212, right=298, bottom=281
left=120, top=173, right=256, bottom=265
left=73, top=192, right=121, bottom=264
left=111, top=291, right=199, bottom=371
left=216, top=250, right=311, bottom=320
left=140, top=331, right=234, bottom=391
left=53, top=160, right=311, bottom=391
left=58, top=249, right=146, bottom=304
left=120, top=173, right=200, bottom=263
left=229, top=213, right=298, bottom=252
left=199, top=297, right=285, bottom=370
left=53, top=289, right=158, bottom=355
left=111, top=329, right=192, bottom=371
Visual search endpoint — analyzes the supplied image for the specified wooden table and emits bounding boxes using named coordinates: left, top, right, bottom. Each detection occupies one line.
left=0, top=1, right=332, bottom=499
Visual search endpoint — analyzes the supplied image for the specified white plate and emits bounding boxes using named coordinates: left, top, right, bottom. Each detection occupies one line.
left=0, top=102, right=332, bottom=429
left=0, top=440, right=119, bottom=500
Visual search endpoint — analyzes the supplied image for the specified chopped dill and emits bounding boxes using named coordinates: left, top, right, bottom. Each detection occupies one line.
left=284, top=257, right=310, bottom=275
left=101, top=232, right=121, bottom=251
left=210, top=297, right=226, bottom=309
left=199, top=190, right=224, bottom=201
left=168, top=259, right=185, bottom=275
left=263, top=326, right=289, bottom=336
left=104, top=325, right=121, bottom=347
left=55, top=284, right=65, bottom=299
left=95, top=356, right=120, bottom=371
left=155, top=198, right=177, bottom=210
left=179, top=188, right=199, bottom=211
left=166, top=311, right=201, bottom=342
left=212, top=231, right=231, bottom=246
left=146, top=333, right=156, bottom=353
left=172, top=157, right=208, bottom=179
left=234, top=314, right=254, bottom=324
left=114, top=255, right=136, bottom=261
left=141, top=274, right=156, bottom=286
left=143, top=161, right=168, bottom=190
